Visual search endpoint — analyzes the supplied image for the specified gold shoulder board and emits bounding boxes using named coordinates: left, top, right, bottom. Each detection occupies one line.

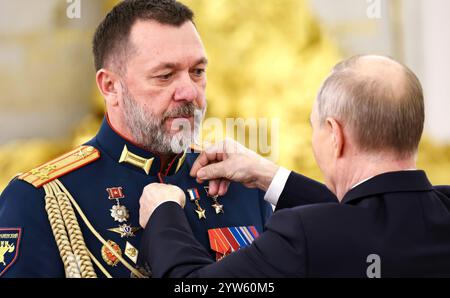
left=18, top=145, right=100, bottom=188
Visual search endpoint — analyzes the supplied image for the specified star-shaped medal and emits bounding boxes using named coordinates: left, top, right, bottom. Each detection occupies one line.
left=195, top=208, right=206, bottom=219
left=212, top=203, right=224, bottom=214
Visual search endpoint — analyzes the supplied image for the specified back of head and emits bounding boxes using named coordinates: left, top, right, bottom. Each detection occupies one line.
left=317, top=55, right=424, bottom=158
left=93, top=0, right=194, bottom=72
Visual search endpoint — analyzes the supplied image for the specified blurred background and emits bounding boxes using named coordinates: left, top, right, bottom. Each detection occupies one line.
left=1, top=0, right=449, bottom=192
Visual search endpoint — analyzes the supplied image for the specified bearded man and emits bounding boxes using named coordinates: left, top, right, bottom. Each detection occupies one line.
left=0, top=0, right=272, bottom=278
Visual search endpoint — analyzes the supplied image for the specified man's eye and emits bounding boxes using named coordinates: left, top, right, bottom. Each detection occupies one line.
left=192, top=69, right=205, bottom=77
left=157, top=73, right=173, bottom=80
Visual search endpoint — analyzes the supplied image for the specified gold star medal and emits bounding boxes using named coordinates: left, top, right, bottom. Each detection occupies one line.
left=212, top=202, right=224, bottom=214
left=187, top=188, right=206, bottom=220
left=195, top=208, right=206, bottom=219
left=204, top=186, right=224, bottom=214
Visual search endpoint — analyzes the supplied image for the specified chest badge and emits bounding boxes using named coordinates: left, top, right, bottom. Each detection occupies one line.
left=125, top=241, right=138, bottom=264
left=0, top=228, right=22, bottom=277
left=107, top=187, right=130, bottom=223
left=106, top=187, right=125, bottom=200
left=101, top=240, right=122, bottom=266
left=108, top=224, right=141, bottom=238
left=110, top=204, right=130, bottom=223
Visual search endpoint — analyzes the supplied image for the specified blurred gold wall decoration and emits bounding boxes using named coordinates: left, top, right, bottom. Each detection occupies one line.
left=1, top=0, right=449, bottom=192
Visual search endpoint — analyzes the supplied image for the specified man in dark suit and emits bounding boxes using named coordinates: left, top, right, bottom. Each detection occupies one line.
left=138, top=55, right=450, bottom=277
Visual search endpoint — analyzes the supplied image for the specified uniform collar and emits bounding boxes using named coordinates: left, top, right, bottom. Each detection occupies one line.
left=342, top=170, right=433, bottom=204
left=95, top=116, right=186, bottom=177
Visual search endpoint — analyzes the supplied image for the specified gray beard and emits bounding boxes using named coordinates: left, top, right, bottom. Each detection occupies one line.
left=122, top=84, right=205, bottom=154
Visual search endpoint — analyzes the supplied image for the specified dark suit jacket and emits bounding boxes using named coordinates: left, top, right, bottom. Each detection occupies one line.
left=139, top=170, right=450, bottom=277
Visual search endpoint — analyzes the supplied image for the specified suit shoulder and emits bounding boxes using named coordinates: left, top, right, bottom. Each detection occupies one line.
left=17, top=145, right=100, bottom=189
left=435, top=185, right=450, bottom=197
left=275, top=202, right=356, bottom=227
left=0, top=176, right=46, bottom=225
left=1, top=176, right=43, bottom=200
left=292, top=202, right=362, bottom=220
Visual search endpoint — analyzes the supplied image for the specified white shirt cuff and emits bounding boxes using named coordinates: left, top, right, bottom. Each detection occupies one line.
left=264, top=167, right=291, bottom=206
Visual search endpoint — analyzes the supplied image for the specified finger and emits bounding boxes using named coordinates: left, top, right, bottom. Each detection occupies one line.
left=190, top=151, right=211, bottom=177
left=218, top=179, right=231, bottom=196
left=208, top=179, right=220, bottom=196
left=197, top=161, right=229, bottom=181
left=190, top=143, right=222, bottom=177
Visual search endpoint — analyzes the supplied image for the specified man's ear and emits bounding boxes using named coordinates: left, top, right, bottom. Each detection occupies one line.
left=326, top=117, right=345, bottom=158
left=96, top=69, right=121, bottom=107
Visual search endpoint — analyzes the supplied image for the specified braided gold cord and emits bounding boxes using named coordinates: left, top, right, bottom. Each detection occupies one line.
left=43, top=184, right=82, bottom=278
left=49, top=182, right=97, bottom=278
left=87, top=248, right=113, bottom=278
left=54, top=179, right=146, bottom=278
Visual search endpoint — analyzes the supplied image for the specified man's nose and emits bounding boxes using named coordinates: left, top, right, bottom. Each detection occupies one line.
left=173, top=73, right=198, bottom=102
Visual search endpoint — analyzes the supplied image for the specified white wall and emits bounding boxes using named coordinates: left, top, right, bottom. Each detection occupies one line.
left=420, top=0, right=450, bottom=143
left=308, top=0, right=450, bottom=144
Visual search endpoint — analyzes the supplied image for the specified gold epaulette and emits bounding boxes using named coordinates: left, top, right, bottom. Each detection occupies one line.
left=18, top=145, right=100, bottom=188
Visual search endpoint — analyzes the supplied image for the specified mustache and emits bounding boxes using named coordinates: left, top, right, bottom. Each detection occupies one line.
left=162, top=103, right=198, bottom=120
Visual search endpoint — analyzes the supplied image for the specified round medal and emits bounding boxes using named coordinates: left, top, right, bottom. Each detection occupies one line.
left=101, top=240, right=122, bottom=266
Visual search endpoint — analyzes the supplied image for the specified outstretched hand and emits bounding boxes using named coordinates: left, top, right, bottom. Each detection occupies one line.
left=190, top=138, right=279, bottom=197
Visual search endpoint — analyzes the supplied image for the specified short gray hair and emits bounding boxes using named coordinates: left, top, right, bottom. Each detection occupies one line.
left=317, top=55, right=424, bottom=157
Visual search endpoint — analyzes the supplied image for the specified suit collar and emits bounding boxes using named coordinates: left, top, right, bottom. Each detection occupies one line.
left=342, top=170, right=433, bottom=204
left=95, top=116, right=186, bottom=177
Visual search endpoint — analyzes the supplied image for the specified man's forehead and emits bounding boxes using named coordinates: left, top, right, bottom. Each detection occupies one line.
left=128, top=20, right=206, bottom=69
left=130, top=20, right=204, bottom=52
